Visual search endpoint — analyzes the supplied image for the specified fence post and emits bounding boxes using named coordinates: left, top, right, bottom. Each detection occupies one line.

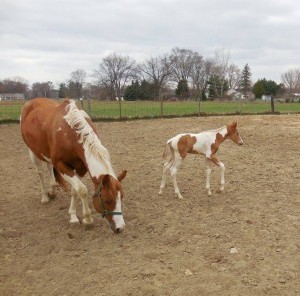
left=159, top=90, right=163, bottom=118
left=119, top=99, right=122, bottom=118
left=198, top=96, right=201, bottom=116
left=270, top=96, right=275, bottom=113
left=87, top=97, right=91, bottom=117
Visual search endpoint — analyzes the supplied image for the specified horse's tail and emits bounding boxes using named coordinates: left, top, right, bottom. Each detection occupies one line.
left=53, top=168, right=70, bottom=191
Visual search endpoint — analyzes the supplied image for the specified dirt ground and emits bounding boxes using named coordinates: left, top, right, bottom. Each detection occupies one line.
left=1, top=114, right=299, bottom=296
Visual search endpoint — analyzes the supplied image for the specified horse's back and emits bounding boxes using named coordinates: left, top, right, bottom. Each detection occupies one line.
left=21, top=98, right=69, bottom=161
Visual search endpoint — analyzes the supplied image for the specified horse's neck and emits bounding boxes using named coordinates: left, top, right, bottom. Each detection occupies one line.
left=84, top=146, right=116, bottom=179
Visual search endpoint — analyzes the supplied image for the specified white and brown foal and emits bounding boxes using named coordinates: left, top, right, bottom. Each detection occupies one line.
left=159, top=121, right=243, bottom=199
left=20, top=98, right=127, bottom=233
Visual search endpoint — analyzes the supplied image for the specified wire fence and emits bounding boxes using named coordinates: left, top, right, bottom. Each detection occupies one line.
left=1, top=99, right=299, bottom=123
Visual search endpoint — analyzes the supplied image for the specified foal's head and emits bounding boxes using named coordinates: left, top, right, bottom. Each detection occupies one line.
left=227, top=121, right=243, bottom=145
left=93, top=170, right=127, bottom=234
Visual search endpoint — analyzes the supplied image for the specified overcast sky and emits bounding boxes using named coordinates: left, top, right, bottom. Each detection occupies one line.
left=1, top=0, right=299, bottom=86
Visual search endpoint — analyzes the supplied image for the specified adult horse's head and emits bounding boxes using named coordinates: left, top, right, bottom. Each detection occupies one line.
left=227, top=121, right=243, bottom=146
left=92, top=170, right=127, bottom=234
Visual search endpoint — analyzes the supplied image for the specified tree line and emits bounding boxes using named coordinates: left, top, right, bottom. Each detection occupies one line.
left=1, top=48, right=299, bottom=101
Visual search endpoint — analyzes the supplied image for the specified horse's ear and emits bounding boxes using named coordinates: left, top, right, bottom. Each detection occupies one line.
left=117, top=170, right=127, bottom=182
left=232, top=121, right=237, bottom=128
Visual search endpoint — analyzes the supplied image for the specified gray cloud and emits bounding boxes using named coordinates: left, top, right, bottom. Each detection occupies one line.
left=1, top=0, right=299, bottom=85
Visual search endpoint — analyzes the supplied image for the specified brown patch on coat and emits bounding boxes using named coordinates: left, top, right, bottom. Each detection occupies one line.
left=210, top=132, right=225, bottom=155
left=177, top=135, right=197, bottom=159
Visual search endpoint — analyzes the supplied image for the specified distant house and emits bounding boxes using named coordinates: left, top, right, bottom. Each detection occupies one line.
left=261, top=95, right=272, bottom=102
left=0, top=93, right=25, bottom=101
left=227, top=89, right=255, bottom=101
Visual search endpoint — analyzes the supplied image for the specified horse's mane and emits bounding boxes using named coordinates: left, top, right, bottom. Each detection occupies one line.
left=63, top=100, right=112, bottom=168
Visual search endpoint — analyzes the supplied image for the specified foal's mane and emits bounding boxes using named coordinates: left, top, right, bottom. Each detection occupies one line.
left=63, top=100, right=111, bottom=165
left=206, top=125, right=227, bottom=133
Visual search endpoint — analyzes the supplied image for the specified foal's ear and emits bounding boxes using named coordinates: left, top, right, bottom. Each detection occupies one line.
left=231, top=121, right=237, bottom=128
left=117, top=170, right=127, bottom=182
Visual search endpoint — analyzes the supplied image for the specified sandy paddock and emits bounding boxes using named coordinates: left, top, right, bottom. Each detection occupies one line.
left=1, top=114, right=299, bottom=296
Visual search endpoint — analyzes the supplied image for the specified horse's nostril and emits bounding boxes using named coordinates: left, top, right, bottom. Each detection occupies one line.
left=115, top=228, right=121, bottom=234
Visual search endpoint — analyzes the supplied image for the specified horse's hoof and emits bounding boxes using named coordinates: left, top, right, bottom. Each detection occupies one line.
left=83, top=223, right=94, bottom=230
left=47, top=192, right=56, bottom=200
left=207, top=191, right=212, bottom=196
left=69, top=221, right=80, bottom=228
left=82, top=218, right=93, bottom=225
left=217, top=189, right=224, bottom=194
left=158, top=190, right=163, bottom=195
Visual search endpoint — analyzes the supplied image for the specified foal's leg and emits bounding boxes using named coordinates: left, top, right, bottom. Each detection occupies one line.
left=159, top=160, right=173, bottom=195
left=170, top=153, right=183, bottom=199
left=210, top=155, right=225, bottom=193
left=29, top=150, right=50, bottom=204
left=205, top=158, right=213, bottom=196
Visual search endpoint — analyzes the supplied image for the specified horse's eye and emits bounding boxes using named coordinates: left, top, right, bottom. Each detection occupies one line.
left=105, top=200, right=112, bottom=205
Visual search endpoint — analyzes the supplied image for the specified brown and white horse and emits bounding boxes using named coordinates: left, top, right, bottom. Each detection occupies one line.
left=159, top=121, right=243, bottom=199
left=20, top=98, right=127, bottom=233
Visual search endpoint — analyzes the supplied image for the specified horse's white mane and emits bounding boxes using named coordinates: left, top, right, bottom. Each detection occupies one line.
left=63, top=100, right=111, bottom=165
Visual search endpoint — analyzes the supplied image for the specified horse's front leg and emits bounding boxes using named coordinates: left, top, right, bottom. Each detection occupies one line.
left=69, top=188, right=80, bottom=223
left=56, top=162, right=93, bottom=225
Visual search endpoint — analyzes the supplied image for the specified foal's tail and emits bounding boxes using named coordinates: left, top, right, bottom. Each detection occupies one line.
left=162, top=141, right=174, bottom=161
left=162, top=143, right=168, bottom=160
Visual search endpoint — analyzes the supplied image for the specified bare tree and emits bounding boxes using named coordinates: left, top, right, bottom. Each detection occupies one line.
left=170, top=48, right=201, bottom=84
left=140, top=54, right=173, bottom=100
left=227, top=63, right=242, bottom=90
left=93, top=53, right=137, bottom=100
left=211, top=49, right=231, bottom=99
left=69, top=69, right=87, bottom=99
left=0, top=76, right=28, bottom=93
left=281, top=67, right=300, bottom=94
left=31, top=81, right=54, bottom=98
left=190, top=57, right=215, bottom=100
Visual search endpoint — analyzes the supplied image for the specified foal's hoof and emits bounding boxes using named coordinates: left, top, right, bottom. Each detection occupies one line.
left=41, top=197, right=50, bottom=204
left=177, top=193, right=184, bottom=199
left=217, top=189, right=224, bottom=194
left=158, top=190, right=163, bottom=195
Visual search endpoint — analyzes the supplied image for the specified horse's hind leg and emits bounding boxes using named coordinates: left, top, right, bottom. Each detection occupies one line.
left=29, top=150, right=50, bottom=204
left=47, top=163, right=57, bottom=199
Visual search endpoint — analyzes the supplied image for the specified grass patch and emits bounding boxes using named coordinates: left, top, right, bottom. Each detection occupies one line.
left=1, top=99, right=299, bottom=122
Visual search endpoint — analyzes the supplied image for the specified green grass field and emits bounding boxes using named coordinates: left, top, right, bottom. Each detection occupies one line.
left=0, top=99, right=299, bottom=122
